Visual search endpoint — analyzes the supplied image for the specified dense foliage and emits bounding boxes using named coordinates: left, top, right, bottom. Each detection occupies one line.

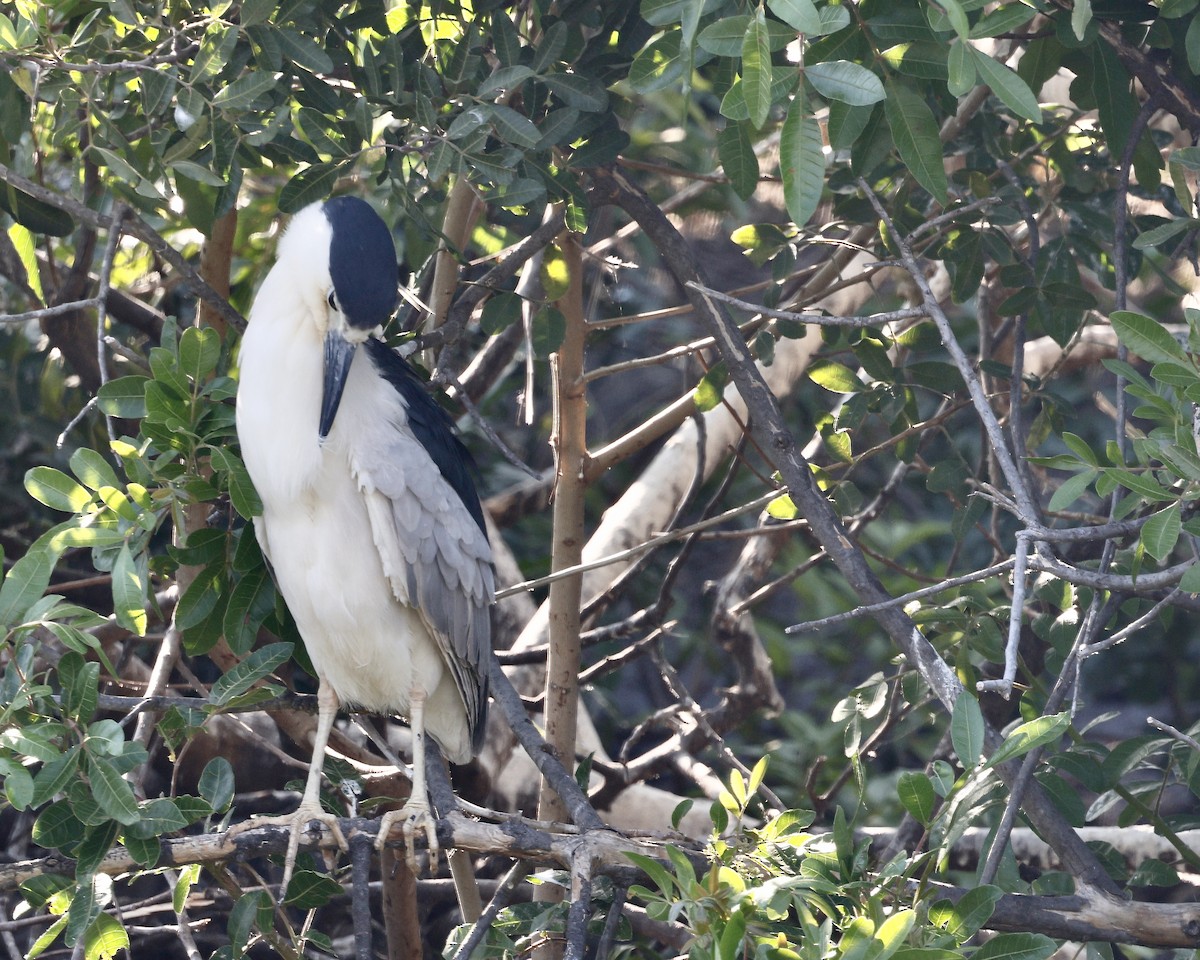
left=3, top=0, right=1200, bottom=956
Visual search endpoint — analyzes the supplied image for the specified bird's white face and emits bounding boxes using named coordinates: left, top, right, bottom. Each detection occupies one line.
left=270, top=198, right=400, bottom=441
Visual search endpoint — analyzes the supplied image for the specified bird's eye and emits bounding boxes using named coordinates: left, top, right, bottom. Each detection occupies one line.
left=326, top=290, right=338, bottom=311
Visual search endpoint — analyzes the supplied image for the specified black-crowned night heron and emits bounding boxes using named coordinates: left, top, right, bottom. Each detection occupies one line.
left=234, top=196, right=493, bottom=889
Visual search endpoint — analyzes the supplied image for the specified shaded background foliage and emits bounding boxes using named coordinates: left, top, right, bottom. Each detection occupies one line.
left=4, top=0, right=1200, bottom=957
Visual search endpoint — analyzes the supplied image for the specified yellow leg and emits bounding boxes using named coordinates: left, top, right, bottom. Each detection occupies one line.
left=228, top=680, right=348, bottom=900
left=377, top=686, right=439, bottom=870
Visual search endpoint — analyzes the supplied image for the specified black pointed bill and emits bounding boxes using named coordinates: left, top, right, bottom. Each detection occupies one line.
left=320, top=329, right=357, bottom=441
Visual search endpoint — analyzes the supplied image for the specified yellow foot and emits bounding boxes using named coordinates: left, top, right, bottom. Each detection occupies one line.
left=376, top=798, right=438, bottom=872
left=228, top=805, right=348, bottom=900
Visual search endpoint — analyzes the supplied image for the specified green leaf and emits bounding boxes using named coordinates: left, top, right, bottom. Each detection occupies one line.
left=808, top=360, right=859, bottom=394
left=174, top=864, right=202, bottom=913
left=985, top=712, right=1070, bottom=769
left=1103, top=468, right=1174, bottom=501
left=199, top=757, right=235, bottom=813
left=8, top=223, right=44, bottom=300
left=951, top=694, right=984, bottom=770
left=947, top=39, right=975, bottom=96
left=70, top=448, right=121, bottom=492
left=897, top=771, right=935, bottom=824
left=539, top=73, right=608, bottom=112
left=1179, top=561, right=1200, bottom=595
left=969, top=47, right=1041, bottom=122
left=489, top=104, right=541, bottom=148
left=1090, top=41, right=1136, bottom=158
left=779, top=100, right=825, bottom=227
left=628, top=31, right=686, bottom=94
left=1133, top=218, right=1198, bottom=250
left=284, top=870, right=343, bottom=907
left=178, top=325, right=221, bottom=382
left=700, top=16, right=795, bottom=56
left=768, top=0, right=822, bottom=34
left=806, top=61, right=885, bottom=106
left=0, top=182, right=74, bottom=236
left=874, top=910, right=916, bottom=960
left=933, top=0, right=970, bottom=38
left=0, top=533, right=62, bottom=627
left=88, top=755, right=141, bottom=825
left=1110, top=310, right=1187, bottom=364
left=274, top=27, right=334, bottom=74
left=212, top=71, right=278, bottom=110
left=973, top=933, right=1057, bottom=960
left=1141, top=502, right=1182, bottom=562
left=211, top=642, right=294, bottom=706
left=478, top=64, right=535, bottom=99
left=124, top=797, right=188, bottom=839
left=742, top=9, right=774, bottom=128
left=1072, top=0, right=1093, bottom=40
left=1047, top=469, right=1096, bottom=512
left=25, top=467, right=93, bottom=514
left=96, top=376, right=149, bottom=418
left=694, top=364, right=728, bottom=412
left=82, top=907, right=127, bottom=960
left=971, top=3, right=1036, bottom=38
left=767, top=493, right=798, bottom=519
left=930, top=885, right=1003, bottom=941
left=719, top=121, right=759, bottom=200
left=884, top=79, right=948, bottom=203
left=112, top=543, right=148, bottom=637
left=278, top=162, right=344, bottom=214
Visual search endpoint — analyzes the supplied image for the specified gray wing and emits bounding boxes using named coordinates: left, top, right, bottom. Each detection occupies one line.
left=351, top=429, right=494, bottom=749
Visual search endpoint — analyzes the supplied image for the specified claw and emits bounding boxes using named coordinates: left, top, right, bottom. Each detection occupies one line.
left=376, top=798, right=438, bottom=871
left=229, top=805, right=348, bottom=901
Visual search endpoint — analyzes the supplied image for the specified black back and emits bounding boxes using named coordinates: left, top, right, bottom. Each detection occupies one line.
left=324, top=197, right=400, bottom=330
left=363, top=338, right=487, bottom=534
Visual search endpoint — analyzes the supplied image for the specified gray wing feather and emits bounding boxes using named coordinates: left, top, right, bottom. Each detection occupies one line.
left=351, top=429, right=493, bottom=748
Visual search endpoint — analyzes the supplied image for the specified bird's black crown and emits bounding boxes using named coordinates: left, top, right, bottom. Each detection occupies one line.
left=323, top=196, right=400, bottom=330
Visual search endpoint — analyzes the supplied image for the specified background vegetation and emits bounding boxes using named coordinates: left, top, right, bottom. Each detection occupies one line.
left=3, top=0, right=1200, bottom=957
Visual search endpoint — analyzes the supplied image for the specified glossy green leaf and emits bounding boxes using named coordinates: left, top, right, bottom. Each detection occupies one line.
left=971, top=3, right=1036, bottom=38
left=807, top=61, right=885, bottom=105
left=88, top=755, right=140, bottom=825
left=984, top=712, right=1070, bottom=769
left=950, top=693, right=984, bottom=770
left=1072, top=0, right=1092, bottom=40
left=112, top=543, right=148, bottom=637
left=808, top=360, right=859, bottom=394
left=199, top=756, right=235, bottom=813
left=629, top=30, right=686, bottom=94
left=897, top=771, right=935, bottom=824
left=947, top=39, right=975, bottom=96
left=768, top=0, right=821, bottom=34
left=25, top=467, right=92, bottom=514
left=970, top=47, right=1041, bottom=121
left=779, top=101, right=825, bottom=227
left=280, top=162, right=344, bottom=213
left=96, top=376, right=149, bottom=418
left=884, top=79, right=947, bottom=203
left=1141, top=502, right=1182, bottom=562
left=742, top=9, right=774, bottom=128
left=0, top=533, right=62, bottom=627
left=719, top=121, right=759, bottom=200
left=211, top=642, right=293, bottom=706
left=84, top=910, right=129, bottom=960
left=929, top=885, right=1003, bottom=941
left=212, top=71, right=278, bottom=110
left=1109, top=310, right=1187, bottom=364
left=7, top=223, right=43, bottom=300
left=973, top=933, right=1057, bottom=960
left=540, top=73, right=608, bottom=112
left=0, top=182, right=74, bottom=236
left=178, top=325, right=220, bottom=382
